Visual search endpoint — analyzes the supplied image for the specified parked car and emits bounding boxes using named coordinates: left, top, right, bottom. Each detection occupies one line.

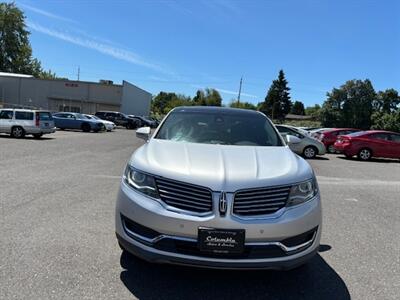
left=95, top=111, right=140, bottom=129
left=53, top=112, right=105, bottom=132
left=148, top=116, right=161, bottom=127
left=317, top=128, right=360, bottom=153
left=334, top=130, right=400, bottom=160
left=310, top=128, right=332, bottom=139
left=84, top=114, right=115, bottom=131
left=116, top=106, right=322, bottom=270
left=0, top=109, right=55, bottom=138
left=276, top=125, right=326, bottom=158
left=127, top=115, right=158, bottom=128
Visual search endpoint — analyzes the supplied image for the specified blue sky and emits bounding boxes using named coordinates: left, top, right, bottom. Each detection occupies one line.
left=14, top=0, right=400, bottom=106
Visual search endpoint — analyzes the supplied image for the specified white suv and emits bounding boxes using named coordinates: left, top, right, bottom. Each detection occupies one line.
left=0, top=109, right=56, bottom=138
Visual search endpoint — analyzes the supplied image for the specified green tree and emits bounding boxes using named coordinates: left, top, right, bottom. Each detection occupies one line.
left=305, top=104, right=321, bottom=120
left=0, top=2, right=56, bottom=78
left=371, top=110, right=400, bottom=132
left=260, top=70, right=292, bottom=120
left=151, top=92, right=192, bottom=115
left=229, top=101, right=257, bottom=110
left=373, top=89, right=400, bottom=113
left=193, top=90, right=206, bottom=106
left=290, top=101, right=305, bottom=115
left=321, top=79, right=376, bottom=129
left=193, top=88, right=222, bottom=106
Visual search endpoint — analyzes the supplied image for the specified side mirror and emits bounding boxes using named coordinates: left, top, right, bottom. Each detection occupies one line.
left=286, top=135, right=301, bottom=144
left=136, top=126, right=151, bottom=141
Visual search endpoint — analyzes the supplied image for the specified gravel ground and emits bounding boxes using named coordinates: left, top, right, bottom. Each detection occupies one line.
left=1, top=129, right=399, bottom=300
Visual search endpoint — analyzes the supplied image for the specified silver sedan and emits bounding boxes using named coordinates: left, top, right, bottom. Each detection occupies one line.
left=276, top=125, right=326, bottom=159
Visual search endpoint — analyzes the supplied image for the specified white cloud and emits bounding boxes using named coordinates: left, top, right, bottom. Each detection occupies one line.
left=190, top=84, right=258, bottom=99
left=216, top=88, right=258, bottom=99
left=27, top=21, right=169, bottom=74
left=19, top=3, right=78, bottom=24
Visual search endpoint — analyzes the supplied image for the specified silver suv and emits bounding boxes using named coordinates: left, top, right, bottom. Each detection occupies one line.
left=116, top=107, right=322, bottom=270
left=0, top=109, right=55, bottom=138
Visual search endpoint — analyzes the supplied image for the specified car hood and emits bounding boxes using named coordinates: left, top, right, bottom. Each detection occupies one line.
left=130, top=139, right=314, bottom=192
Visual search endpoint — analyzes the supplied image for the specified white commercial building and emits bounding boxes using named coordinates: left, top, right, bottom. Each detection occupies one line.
left=0, top=72, right=152, bottom=116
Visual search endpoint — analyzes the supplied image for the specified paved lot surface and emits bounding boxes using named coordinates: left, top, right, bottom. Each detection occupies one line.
left=1, top=129, right=399, bottom=300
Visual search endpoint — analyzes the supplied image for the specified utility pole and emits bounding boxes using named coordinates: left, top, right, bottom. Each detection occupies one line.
left=237, top=76, right=243, bottom=105
left=77, top=66, right=80, bottom=81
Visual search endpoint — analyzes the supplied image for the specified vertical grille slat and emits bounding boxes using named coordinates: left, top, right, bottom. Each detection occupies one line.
left=155, top=178, right=213, bottom=214
left=233, top=185, right=291, bottom=216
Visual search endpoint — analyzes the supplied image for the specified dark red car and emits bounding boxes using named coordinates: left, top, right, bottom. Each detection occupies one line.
left=318, top=128, right=360, bottom=153
left=334, top=130, right=400, bottom=160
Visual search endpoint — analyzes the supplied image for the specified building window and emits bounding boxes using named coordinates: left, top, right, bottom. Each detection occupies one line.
left=59, top=105, right=81, bottom=113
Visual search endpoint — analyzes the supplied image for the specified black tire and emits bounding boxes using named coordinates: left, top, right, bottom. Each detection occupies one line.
left=303, top=146, right=317, bottom=159
left=327, top=144, right=336, bottom=154
left=344, top=153, right=353, bottom=159
left=126, top=122, right=134, bottom=129
left=33, top=133, right=43, bottom=139
left=11, top=126, right=25, bottom=138
left=357, top=148, right=372, bottom=161
left=81, top=123, right=91, bottom=132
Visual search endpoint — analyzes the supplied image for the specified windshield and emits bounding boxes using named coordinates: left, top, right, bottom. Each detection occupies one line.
left=155, top=111, right=283, bottom=146
left=38, top=112, right=53, bottom=121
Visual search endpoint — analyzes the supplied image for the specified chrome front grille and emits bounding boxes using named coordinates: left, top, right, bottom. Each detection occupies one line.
left=155, top=177, right=213, bottom=214
left=233, top=185, right=291, bottom=216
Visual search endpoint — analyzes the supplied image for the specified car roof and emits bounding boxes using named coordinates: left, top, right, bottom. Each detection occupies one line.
left=364, top=130, right=399, bottom=134
left=328, top=128, right=358, bottom=132
left=172, top=106, right=264, bottom=116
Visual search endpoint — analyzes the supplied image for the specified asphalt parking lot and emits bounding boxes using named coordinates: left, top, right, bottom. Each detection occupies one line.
left=1, top=129, right=399, bottom=300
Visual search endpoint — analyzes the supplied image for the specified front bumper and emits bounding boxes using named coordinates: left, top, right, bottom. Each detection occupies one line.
left=115, top=181, right=322, bottom=269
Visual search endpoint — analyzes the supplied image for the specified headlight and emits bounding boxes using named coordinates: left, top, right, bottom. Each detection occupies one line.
left=287, top=178, right=318, bottom=206
left=124, top=166, right=159, bottom=199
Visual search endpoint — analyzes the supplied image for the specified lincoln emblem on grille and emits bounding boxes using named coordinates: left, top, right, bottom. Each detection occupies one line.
left=219, top=192, right=227, bottom=216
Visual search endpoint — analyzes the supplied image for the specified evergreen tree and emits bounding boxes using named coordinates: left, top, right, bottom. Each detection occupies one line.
left=291, top=101, right=305, bottom=115
left=261, top=70, right=292, bottom=120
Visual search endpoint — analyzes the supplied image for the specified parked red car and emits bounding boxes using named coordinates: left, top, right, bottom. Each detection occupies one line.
left=334, top=130, right=400, bottom=160
left=319, top=128, right=360, bottom=153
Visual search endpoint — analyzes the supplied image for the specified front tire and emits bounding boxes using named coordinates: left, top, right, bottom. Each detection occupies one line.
left=357, top=148, right=372, bottom=161
left=303, top=146, right=317, bottom=159
left=33, top=133, right=43, bottom=139
left=11, top=126, right=25, bottom=138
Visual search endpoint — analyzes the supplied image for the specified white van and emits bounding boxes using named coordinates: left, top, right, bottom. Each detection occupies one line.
left=0, top=109, right=56, bottom=138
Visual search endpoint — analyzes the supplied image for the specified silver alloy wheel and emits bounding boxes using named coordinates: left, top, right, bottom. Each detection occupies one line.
left=328, top=145, right=335, bottom=153
left=359, top=149, right=371, bottom=160
left=12, top=127, right=24, bottom=138
left=304, top=147, right=316, bottom=158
